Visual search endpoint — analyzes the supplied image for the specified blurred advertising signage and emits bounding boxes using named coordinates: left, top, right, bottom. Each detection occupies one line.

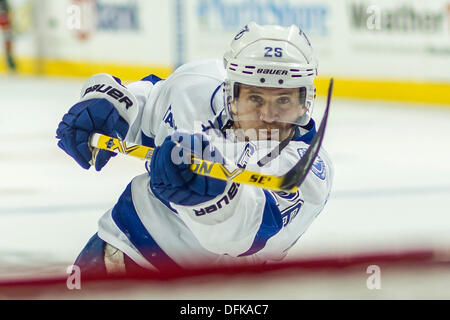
left=197, top=0, right=329, bottom=36
left=71, top=0, right=140, bottom=40
left=349, top=2, right=447, bottom=34
left=96, top=0, right=139, bottom=31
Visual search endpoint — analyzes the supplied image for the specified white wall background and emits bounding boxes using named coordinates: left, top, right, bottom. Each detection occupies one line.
left=4, top=0, right=450, bottom=82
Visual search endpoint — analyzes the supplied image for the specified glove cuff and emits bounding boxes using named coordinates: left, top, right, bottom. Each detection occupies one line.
left=80, top=73, right=138, bottom=126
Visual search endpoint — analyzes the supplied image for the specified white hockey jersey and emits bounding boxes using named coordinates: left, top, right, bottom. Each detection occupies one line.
left=84, top=60, right=333, bottom=271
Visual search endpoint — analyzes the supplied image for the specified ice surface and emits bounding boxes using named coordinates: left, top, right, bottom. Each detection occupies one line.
left=0, top=75, right=449, bottom=281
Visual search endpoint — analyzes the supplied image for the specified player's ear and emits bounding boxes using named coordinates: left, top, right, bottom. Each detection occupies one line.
left=231, top=101, right=238, bottom=116
left=228, top=96, right=238, bottom=116
left=301, top=104, right=308, bottom=115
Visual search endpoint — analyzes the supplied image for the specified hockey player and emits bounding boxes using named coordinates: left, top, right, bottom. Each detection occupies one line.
left=0, top=0, right=16, bottom=71
left=56, top=22, right=333, bottom=276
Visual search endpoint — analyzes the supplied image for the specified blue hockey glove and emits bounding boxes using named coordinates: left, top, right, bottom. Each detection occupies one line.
left=56, top=98, right=129, bottom=171
left=150, top=132, right=227, bottom=206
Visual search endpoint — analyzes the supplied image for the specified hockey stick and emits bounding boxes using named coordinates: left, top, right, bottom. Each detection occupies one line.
left=89, top=79, right=333, bottom=193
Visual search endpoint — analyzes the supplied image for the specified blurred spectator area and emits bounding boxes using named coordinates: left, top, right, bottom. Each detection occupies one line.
left=1, top=0, right=449, bottom=105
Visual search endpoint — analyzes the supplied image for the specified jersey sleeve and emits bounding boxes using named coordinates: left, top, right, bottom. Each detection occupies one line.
left=124, top=59, right=227, bottom=149
left=170, top=181, right=281, bottom=257
left=169, top=138, right=334, bottom=258
left=123, top=79, right=158, bottom=146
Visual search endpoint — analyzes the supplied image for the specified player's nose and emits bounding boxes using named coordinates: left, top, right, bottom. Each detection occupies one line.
left=259, top=103, right=279, bottom=123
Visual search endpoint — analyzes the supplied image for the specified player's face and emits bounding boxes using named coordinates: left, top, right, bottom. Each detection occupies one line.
left=231, top=85, right=307, bottom=141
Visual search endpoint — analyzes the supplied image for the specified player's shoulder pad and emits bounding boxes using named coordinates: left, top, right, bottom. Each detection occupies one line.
left=79, top=73, right=139, bottom=125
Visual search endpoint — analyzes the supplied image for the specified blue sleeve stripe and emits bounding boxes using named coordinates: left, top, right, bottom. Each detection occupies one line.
left=141, top=132, right=156, bottom=148
left=210, top=83, right=223, bottom=115
left=149, top=182, right=178, bottom=214
left=141, top=74, right=164, bottom=84
left=238, top=191, right=283, bottom=257
left=111, top=183, right=181, bottom=271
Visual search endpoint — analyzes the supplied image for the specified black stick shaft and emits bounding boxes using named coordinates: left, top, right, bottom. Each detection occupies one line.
left=279, top=78, right=333, bottom=191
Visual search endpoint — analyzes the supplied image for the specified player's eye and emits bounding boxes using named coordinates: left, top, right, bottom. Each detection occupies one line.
left=249, top=95, right=264, bottom=104
left=277, top=96, right=291, bottom=104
